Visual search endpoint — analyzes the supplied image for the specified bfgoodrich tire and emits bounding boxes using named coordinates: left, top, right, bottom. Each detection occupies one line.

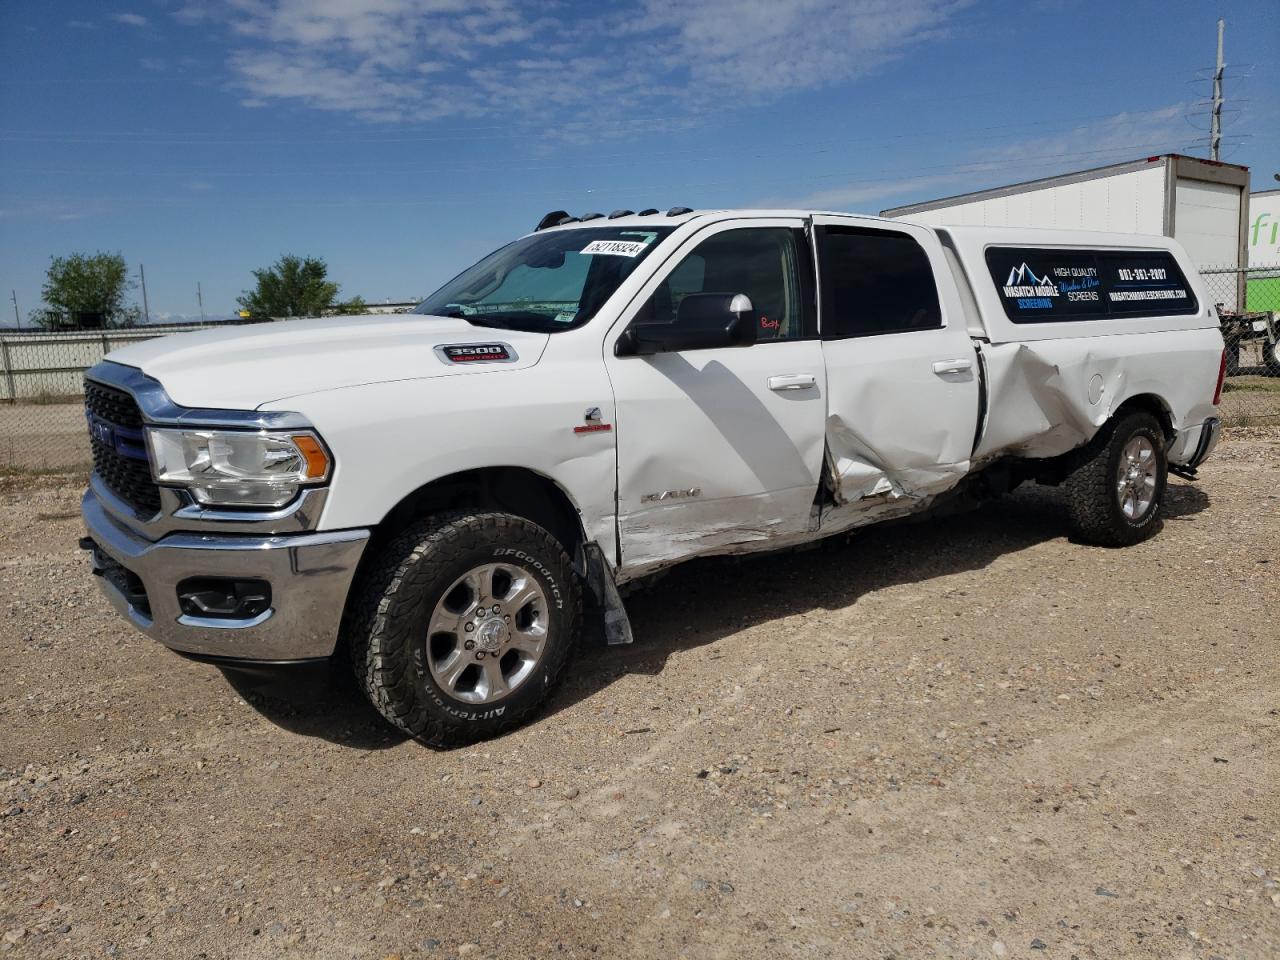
left=345, top=511, right=582, bottom=747
left=1062, top=412, right=1168, bottom=547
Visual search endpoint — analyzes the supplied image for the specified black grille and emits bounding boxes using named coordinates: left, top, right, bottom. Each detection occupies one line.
left=84, top=379, right=145, bottom=430
left=84, top=379, right=162, bottom=516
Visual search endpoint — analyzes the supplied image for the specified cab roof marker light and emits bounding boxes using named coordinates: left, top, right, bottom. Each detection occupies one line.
left=667, top=206, right=693, bottom=216
left=607, top=209, right=634, bottom=219
left=637, top=208, right=659, bottom=216
left=579, top=212, right=603, bottom=221
left=556, top=215, right=580, bottom=226
left=535, top=209, right=570, bottom=231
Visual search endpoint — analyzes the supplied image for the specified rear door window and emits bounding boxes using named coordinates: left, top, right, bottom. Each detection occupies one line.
left=817, top=226, right=942, bottom=338
left=985, top=247, right=1197, bottom=322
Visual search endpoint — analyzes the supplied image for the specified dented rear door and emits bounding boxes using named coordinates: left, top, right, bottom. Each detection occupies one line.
left=811, top=216, right=979, bottom=508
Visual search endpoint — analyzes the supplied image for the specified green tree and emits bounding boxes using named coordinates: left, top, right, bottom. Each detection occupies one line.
left=38, top=252, right=140, bottom=329
left=237, top=255, right=363, bottom=318
left=332, top=295, right=368, bottom=315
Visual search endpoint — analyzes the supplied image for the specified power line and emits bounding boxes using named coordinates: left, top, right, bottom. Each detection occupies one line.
left=0, top=138, right=1202, bottom=216
left=1, top=105, right=1200, bottom=183
left=0, top=69, right=1212, bottom=146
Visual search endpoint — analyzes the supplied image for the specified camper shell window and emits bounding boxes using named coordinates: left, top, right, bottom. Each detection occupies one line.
left=985, top=247, right=1197, bottom=323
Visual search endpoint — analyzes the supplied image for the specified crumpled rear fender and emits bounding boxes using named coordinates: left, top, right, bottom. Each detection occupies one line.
left=974, top=328, right=1222, bottom=462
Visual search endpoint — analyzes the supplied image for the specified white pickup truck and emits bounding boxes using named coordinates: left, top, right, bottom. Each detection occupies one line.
left=80, top=208, right=1225, bottom=745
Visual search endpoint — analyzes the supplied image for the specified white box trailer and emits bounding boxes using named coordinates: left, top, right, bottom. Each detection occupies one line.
left=883, top=154, right=1250, bottom=310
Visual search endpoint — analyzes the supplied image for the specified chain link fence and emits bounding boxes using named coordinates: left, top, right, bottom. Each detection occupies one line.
left=0, top=322, right=264, bottom=472
left=2, top=270, right=1279, bottom=473
left=1200, top=264, right=1280, bottom=426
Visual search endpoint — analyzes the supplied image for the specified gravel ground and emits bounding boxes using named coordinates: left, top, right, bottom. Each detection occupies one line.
left=1, top=430, right=1277, bottom=960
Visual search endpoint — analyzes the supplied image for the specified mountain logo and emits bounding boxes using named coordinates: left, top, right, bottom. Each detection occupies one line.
left=1002, top=262, right=1059, bottom=299
left=1006, top=263, right=1048, bottom=286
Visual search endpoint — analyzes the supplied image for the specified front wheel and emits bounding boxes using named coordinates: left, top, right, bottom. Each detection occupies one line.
left=1062, top=412, right=1168, bottom=547
left=345, top=512, right=582, bottom=746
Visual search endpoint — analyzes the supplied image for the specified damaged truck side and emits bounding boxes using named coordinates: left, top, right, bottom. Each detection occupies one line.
left=79, top=210, right=1225, bottom=745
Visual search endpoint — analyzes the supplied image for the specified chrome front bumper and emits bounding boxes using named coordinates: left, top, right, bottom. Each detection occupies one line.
left=81, top=488, right=369, bottom=662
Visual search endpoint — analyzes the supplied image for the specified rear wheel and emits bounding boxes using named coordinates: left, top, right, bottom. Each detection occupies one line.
left=1062, top=412, right=1168, bottom=547
left=345, top=511, right=581, bottom=746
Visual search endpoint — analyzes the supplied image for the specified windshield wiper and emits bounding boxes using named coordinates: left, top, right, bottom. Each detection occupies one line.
left=459, top=313, right=516, bottom=330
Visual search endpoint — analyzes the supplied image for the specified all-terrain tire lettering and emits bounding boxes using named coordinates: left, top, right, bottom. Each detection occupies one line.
left=343, top=511, right=581, bottom=746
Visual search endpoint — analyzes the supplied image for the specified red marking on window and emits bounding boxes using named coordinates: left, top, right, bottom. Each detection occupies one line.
left=573, top=423, right=613, bottom=434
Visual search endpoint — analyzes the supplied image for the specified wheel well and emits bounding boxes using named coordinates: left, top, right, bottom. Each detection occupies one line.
left=1020, top=393, right=1176, bottom=489
left=1114, top=394, right=1174, bottom=441
left=369, top=467, right=586, bottom=558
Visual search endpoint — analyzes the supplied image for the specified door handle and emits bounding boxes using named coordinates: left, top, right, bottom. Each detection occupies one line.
left=931, top=358, right=973, bottom=375
left=768, top=374, right=817, bottom=392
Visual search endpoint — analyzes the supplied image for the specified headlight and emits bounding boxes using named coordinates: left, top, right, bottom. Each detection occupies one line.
left=146, top=428, right=331, bottom=508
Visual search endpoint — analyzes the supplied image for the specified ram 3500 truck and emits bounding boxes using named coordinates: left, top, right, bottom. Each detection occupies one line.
left=80, top=209, right=1225, bottom=745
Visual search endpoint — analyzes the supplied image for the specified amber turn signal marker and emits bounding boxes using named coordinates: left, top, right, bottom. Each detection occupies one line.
left=291, top=435, right=331, bottom=479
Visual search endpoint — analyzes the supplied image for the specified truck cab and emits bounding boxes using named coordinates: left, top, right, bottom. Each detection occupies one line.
left=80, top=208, right=1225, bottom=745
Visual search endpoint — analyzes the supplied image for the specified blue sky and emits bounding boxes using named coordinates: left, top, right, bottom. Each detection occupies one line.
left=1, top=0, right=1277, bottom=323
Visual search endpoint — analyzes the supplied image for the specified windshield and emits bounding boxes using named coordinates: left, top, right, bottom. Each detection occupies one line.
left=415, top=226, right=674, bottom=332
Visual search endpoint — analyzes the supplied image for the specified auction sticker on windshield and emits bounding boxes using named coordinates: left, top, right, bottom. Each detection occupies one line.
left=580, top=240, right=648, bottom=257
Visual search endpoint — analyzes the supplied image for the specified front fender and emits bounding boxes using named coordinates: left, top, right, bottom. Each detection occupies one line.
left=266, top=362, right=619, bottom=555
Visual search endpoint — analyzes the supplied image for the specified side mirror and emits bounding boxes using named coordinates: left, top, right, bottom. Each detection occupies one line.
left=617, top=293, right=756, bottom=356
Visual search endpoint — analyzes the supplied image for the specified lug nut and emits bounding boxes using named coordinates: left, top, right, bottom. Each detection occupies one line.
left=464, top=622, right=475, bottom=632
left=476, top=606, right=487, bottom=617
left=504, top=615, right=511, bottom=622
left=492, top=604, right=501, bottom=614
left=464, top=639, right=475, bottom=650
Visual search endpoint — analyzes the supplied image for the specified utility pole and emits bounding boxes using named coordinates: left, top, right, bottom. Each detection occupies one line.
left=139, top=263, right=151, bottom=324
left=197, top=281, right=206, bottom=323
left=9, top=290, right=19, bottom=330
left=1210, top=18, right=1224, bottom=161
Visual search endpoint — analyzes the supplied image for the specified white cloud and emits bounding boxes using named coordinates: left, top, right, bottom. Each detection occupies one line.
left=783, top=173, right=971, bottom=211
left=629, top=0, right=966, bottom=98
left=112, top=12, right=149, bottom=27
left=773, top=105, right=1191, bottom=213
left=179, top=1, right=967, bottom=125
left=981, top=104, right=1187, bottom=166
